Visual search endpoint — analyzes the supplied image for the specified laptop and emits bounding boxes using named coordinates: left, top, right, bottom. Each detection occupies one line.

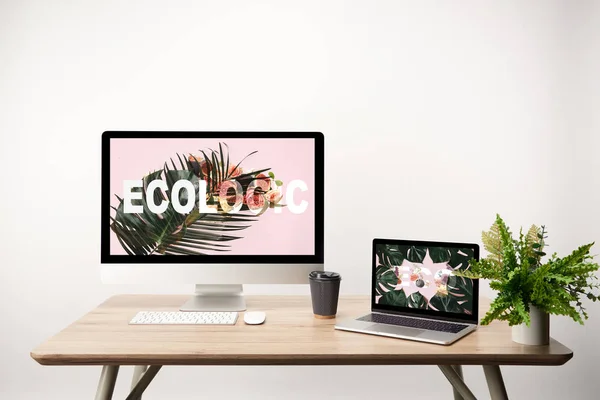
left=335, top=238, right=480, bottom=345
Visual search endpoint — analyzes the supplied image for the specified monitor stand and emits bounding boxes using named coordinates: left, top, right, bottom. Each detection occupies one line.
left=180, top=284, right=247, bottom=312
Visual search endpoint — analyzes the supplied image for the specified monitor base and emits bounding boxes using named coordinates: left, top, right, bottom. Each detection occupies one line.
left=180, top=284, right=247, bottom=312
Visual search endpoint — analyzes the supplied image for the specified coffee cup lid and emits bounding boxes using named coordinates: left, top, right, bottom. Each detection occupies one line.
left=309, top=271, right=341, bottom=281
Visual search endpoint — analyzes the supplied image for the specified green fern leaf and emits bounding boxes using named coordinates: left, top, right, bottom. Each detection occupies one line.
left=482, top=222, right=502, bottom=266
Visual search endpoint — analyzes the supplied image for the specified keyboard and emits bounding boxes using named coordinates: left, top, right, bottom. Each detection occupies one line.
left=129, top=311, right=238, bottom=325
left=357, top=313, right=469, bottom=334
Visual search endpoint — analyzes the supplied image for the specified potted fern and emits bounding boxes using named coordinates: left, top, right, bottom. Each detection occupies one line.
left=455, top=214, right=600, bottom=345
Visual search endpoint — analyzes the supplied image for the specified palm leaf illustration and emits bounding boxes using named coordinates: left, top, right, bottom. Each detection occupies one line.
left=110, top=143, right=273, bottom=255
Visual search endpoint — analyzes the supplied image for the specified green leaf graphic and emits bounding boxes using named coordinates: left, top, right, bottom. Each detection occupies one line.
left=408, top=292, right=427, bottom=308
left=380, top=289, right=408, bottom=307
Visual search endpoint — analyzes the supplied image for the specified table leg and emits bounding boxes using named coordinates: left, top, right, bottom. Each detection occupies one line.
left=131, top=366, right=147, bottom=399
left=483, top=365, right=509, bottom=400
left=125, top=365, right=162, bottom=400
left=94, top=365, right=119, bottom=400
left=438, top=365, right=476, bottom=400
left=451, top=365, right=464, bottom=400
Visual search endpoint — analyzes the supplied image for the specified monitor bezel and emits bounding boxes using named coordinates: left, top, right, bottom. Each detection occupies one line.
left=101, top=131, right=324, bottom=264
left=371, top=238, right=480, bottom=324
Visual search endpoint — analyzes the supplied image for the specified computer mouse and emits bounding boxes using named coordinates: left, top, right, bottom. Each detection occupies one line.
left=244, top=311, right=266, bottom=325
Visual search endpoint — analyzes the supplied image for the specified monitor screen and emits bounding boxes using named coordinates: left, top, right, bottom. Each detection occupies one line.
left=101, top=132, right=324, bottom=263
left=373, top=241, right=478, bottom=320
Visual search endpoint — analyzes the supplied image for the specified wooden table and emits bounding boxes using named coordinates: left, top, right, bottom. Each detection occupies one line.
left=31, top=295, right=573, bottom=399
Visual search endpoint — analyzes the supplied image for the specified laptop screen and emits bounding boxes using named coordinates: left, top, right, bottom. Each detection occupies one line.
left=372, top=239, right=479, bottom=323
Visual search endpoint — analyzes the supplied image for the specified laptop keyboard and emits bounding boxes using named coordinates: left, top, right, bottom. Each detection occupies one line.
left=358, top=313, right=469, bottom=334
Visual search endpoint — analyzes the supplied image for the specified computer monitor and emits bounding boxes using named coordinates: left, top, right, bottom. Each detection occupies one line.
left=101, top=132, right=324, bottom=311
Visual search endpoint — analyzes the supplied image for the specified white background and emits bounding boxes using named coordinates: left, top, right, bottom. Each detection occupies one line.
left=1, top=1, right=599, bottom=399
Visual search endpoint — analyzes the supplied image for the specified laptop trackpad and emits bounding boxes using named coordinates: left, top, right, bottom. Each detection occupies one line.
left=374, top=324, right=426, bottom=337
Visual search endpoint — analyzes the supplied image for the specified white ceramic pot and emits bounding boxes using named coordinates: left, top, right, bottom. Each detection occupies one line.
left=511, top=305, right=550, bottom=345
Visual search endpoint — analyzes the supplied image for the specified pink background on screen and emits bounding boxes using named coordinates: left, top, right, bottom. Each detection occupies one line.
left=109, top=137, right=315, bottom=255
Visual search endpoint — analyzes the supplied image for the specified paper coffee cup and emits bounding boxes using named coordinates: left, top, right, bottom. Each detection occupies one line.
left=309, top=271, right=341, bottom=319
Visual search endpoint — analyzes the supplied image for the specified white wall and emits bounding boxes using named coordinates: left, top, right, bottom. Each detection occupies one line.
left=1, top=1, right=598, bottom=398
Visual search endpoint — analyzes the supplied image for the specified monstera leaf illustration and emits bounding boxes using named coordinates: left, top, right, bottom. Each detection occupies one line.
left=375, top=264, right=398, bottom=297
left=428, top=294, right=462, bottom=313
left=443, top=248, right=476, bottom=312
left=376, top=244, right=408, bottom=268
left=379, top=288, right=408, bottom=307
left=110, top=143, right=275, bottom=255
left=429, top=247, right=451, bottom=263
left=406, top=246, right=427, bottom=263
left=375, top=244, right=410, bottom=298
left=447, top=275, right=474, bottom=313
left=448, top=248, right=475, bottom=270
left=407, top=292, right=427, bottom=308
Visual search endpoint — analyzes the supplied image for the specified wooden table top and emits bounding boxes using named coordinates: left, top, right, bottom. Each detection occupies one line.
left=31, top=295, right=573, bottom=366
